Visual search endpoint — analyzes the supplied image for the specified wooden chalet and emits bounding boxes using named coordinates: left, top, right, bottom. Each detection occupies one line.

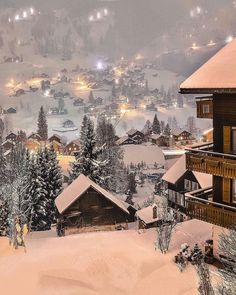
left=162, top=154, right=212, bottom=221
left=55, top=174, right=130, bottom=235
left=2, top=140, right=14, bottom=152
left=180, top=38, right=236, bottom=229
left=150, top=134, right=169, bottom=147
left=64, top=139, right=80, bottom=155
left=49, top=134, right=62, bottom=144
left=172, top=129, right=195, bottom=144
left=126, top=128, right=144, bottom=143
left=136, top=204, right=159, bottom=229
left=28, top=132, right=41, bottom=142
left=115, top=136, right=136, bottom=146
left=25, top=138, right=41, bottom=152
left=5, top=132, right=17, bottom=142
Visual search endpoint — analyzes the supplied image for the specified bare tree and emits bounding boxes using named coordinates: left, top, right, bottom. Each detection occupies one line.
left=218, top=226, right=236, bottom=295
left=155, top=199, right=177, bottom=253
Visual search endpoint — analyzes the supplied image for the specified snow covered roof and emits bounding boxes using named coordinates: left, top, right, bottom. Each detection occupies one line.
left=116, top=136, right=136, bottom=145
left=136, top=204, right=160, bottom=225
left=180, top=39, right=236, bottom=93
left=55, top=174, right=129, bottom=214
left=127, top=128, right=139, bottom=136
left=162, top=154, right=212, bottom=188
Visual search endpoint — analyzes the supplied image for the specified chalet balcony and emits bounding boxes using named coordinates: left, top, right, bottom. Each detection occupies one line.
left=185, top=187, right=236, bottom=228
left=196, top=96, right=213, bottom=119
left=186, top=143, right=236, bottom=179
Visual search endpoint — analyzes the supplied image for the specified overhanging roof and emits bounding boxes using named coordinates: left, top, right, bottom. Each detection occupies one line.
left=180, top=39, right=236, bottom=94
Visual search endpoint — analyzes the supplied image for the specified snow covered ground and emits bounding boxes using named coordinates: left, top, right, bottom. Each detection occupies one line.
left=0, top=219, right=213, bottom=295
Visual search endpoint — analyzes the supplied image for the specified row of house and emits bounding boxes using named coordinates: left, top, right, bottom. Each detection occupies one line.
left=116, top=128, right=195, bottom=147
left=3, top=131, right=81, bottom=156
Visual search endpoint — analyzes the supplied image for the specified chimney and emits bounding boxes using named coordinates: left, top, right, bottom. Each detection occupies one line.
left=153, top=205, right=157, bottom=219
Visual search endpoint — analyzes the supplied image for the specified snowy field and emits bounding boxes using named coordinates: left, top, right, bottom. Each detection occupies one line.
left=0, top=219, right=213, bottom=295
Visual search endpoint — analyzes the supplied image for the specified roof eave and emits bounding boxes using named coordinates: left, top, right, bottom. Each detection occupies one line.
left=180, top=88, right=236, bottom=95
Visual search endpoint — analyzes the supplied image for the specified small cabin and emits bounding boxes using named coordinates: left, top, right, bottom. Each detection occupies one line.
left=49, top=134, right=62, bottom=144
left=115, top=136, right=137, bottom=146
left=150, top=134, right=169, bottom=147
left=25, top=139, right=41, bottom=152
left=136, top=204, right=159, bottom=229
left=6, top=132, right=17, bottom=142
left=64, top=139, right=80, bottom=155
left=55, top=174, right=130, bottom=235
left=2, top=140, right=14, bottom=152
left=126, top=129, right=144, bottom=143
left=28, top=133, right=42, bottom=142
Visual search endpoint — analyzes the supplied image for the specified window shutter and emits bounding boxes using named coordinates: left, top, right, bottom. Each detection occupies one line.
left=223, top=178, right=231, bottom=203
left=223, top=126, right=231, bottom=153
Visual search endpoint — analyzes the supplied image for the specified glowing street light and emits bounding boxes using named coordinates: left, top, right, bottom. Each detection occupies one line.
left=30, top=8, right=34, bottom=15
left=89, top=15, right=94, bottom=22
left=97, top=12, right=101, bottom=20
left=23, top=11, right=27, bottom=19
left=97, top=61, right=103, bottom=70
left=104, top=8, right=108, bottom=16
left=15, top=14, right=20, bottom=21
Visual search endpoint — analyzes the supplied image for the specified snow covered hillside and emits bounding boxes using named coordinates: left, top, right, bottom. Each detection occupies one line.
left=0, top=219, right=213, bottom=295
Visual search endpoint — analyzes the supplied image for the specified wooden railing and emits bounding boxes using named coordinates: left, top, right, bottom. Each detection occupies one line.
left=185, top=188, right=236, bottom=228
left=186, top=144, right=236, bottom=179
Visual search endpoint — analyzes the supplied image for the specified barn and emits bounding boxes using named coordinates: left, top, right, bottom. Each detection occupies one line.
left=55, top=174, right=130, bottom=235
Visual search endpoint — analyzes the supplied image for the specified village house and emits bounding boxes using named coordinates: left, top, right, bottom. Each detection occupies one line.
left=25, top=138, right=41, bottom=152
left=62, top=119, right=75, bottom=129
left=180, top=38, right=236, bottom=257
left=49, top=140, right=62, bottom=154
left=136, top=204, right=159, bottom=229
left=64, top=139, right=80, bottom=155
left=5, top=132, right=17, bottom=142
left=172, top=129, right=195, bottom=145
left=150, top=134, right=169, bottom=147
left=55, top=174, right=130, bottom=235
left=126, top=128, right=145, bottom=144
left=28, top=132, right=42, bottom=142
left=162, top=154, right=212, bottom=221
left=2, top=140, right=14, bottom=152
left=115, top=136, right=137, bottom=146
left=49, top=134, right=62, bottom=144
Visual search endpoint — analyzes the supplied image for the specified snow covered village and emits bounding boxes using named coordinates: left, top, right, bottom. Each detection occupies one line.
left=0, top=1, right=236, bottom=295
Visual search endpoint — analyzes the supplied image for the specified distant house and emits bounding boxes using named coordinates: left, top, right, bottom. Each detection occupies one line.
left=6, top=132, right=17, bottom=142
left=93, top=97, right=103, bottom=106
left=6, top=107, right=17, bottom=114
left=49, top=134, right=62, bottom=144
left=64, top=139, right=80, bottom=155
left=2, top=140, right=14, bottom=152
left=25, top=139, right=41, bottom=152
left=116, top=136, right=137, bottom=146
left=126, top=129, right=144, bottom=143
left=172, top=129, right=195, bottom=144
left=136, top=204, right=160, bottom=229
left=146, top=102, right=157, bottom=111
left=202, top=128, right=213, bottom=143
left=150, top=134, right=169, bottom=147
left=15, top=89, right=25, bottom=97
left=73, top=98, right=84, bottom=106
left=63, top=120, right=75, bottom=129
left=28, top=133, right=42, bottom=142
left=49, top=140, right=62, bottom=154
left=162, top=155, right=212, bottom=221
left=55, top=174, right=130, bottom=235
left=29, top=86, right=39, bottom=92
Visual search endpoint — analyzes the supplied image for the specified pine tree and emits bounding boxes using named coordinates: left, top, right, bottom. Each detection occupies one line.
left=127, top=172, right=136, bottom=194
left=95, top=115, right=127, bottom=192
left=144, top=80, right=149, bottom=96
left=0, top=187, right=9, bottom=236
left=125, top=189, right=134, bottom=205
left=152, top=114, right=161, bottom=134
left=160, top=121, right=165, bottom=134
left=0, top=138, right=7, bottom=186
left=111, top=84, right=116, bottom=99
left=37, top=106, right=48, bottom=140
left=31, top=149, right=50, bottom=231
left=47, top=145, right=63, bottom=223
left=164, top=123, right=171, bottom=136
